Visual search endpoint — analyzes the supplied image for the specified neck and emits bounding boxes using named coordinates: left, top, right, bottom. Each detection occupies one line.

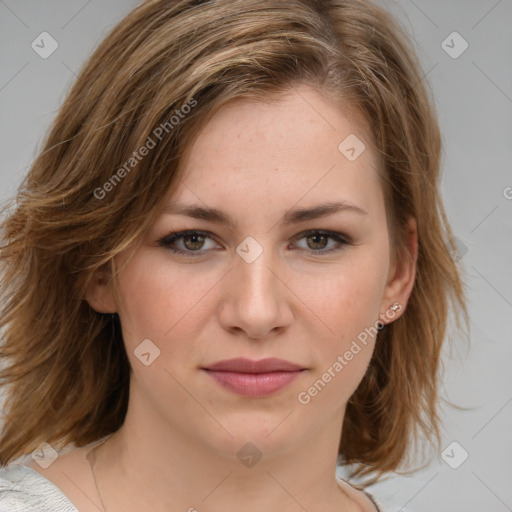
left=87, top=398, right=356, bottom=512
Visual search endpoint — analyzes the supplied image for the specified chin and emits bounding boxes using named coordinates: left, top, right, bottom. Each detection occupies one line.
left=199, top=413, right=306, bottom=461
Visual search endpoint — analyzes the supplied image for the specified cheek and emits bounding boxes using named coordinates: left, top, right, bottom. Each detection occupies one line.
left=305, top=256, right=388, bottom=337
left=300, top=255, right=388, bottom=394
left=298, top=285, right=380, bottom=410
left=114, top=251, right=214, bottom=354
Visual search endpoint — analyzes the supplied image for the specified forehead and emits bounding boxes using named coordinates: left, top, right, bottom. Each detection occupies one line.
left=170, top=86, right=384, bottom=219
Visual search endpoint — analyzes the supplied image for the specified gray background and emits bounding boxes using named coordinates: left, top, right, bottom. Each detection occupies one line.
left=1, top=1, right=511, bottom=510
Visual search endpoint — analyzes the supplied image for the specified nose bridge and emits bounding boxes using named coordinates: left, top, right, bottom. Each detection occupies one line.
left=218, top=237, right=292, bottom=338
left=238, top=247, right=276, bottom=297
left=234, top=239, right=280, bottom=308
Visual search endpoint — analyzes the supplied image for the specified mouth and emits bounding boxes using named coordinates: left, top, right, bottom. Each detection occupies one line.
left=201, top=358, right=306, bottom=398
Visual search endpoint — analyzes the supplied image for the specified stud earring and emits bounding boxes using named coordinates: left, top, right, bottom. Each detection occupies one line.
left=390, top=302, right=400, bottom=311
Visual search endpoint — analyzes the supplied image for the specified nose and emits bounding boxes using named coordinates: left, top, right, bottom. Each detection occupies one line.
left=217, top=244, right=294, bottom=340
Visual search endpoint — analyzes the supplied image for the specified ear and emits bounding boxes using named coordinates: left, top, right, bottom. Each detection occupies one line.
left=84, top=268, right=117, bottom=314
left=379, top=217, right=418, bottom=324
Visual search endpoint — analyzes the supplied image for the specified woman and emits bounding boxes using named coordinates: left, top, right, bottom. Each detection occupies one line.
left=0, top=0, right=468, bottom=510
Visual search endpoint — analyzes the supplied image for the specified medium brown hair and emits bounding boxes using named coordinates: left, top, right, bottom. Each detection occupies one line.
left=0, top=0, right=468, bottom=481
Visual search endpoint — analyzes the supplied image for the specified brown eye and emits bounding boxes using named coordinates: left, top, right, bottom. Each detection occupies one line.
left=160, top=230, right=220, bottom=256
left=306, top=234, right=329, bottom=250
left=182, top=233, right=206, bottom=251
left=294, top=230, right=352, bottom=255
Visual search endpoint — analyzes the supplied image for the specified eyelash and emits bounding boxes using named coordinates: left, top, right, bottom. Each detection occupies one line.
left=158, top=230, right=353, bottom=257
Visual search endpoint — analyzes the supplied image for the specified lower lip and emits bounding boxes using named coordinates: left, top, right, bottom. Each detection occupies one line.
left=203, top=370, right=303, bottom=397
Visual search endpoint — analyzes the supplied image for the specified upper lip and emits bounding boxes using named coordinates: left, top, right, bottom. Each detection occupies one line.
left=203, top=357, right=305, bottom=373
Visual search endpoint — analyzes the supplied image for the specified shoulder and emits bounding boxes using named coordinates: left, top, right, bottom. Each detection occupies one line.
left=336, top=477, right=404, bottom=512
left=362, top=490, right=403, bottom=512
left=0, top=464, right=77, bottom=512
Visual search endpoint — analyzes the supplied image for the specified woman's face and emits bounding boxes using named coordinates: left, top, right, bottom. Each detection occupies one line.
left=90, top=85, right=415, bottom=460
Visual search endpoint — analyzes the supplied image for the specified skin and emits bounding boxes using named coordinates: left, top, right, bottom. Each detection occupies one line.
left=28, top=85, right=417, bottom=512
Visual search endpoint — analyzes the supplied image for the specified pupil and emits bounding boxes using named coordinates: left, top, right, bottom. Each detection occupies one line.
left=308, top=234, right=327, bottom=250
left=185, top=234, right=204, bottom=250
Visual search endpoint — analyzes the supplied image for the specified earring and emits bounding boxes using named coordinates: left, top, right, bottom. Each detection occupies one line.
left=390, top=302, right=400, bottom=311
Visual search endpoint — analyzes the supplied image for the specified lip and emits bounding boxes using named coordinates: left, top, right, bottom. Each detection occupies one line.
left=202, top=358, right=306, bottom=397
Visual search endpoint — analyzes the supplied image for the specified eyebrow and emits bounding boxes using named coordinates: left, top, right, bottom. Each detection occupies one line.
left=161, top=201, right=368, bottom=229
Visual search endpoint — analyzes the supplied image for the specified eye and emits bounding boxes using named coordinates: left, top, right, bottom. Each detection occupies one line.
left=293, top=230, right=352, bottom=254
left=159, top=230, right=220, bottom=256
left=159, top=229, right=352, bottom=257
